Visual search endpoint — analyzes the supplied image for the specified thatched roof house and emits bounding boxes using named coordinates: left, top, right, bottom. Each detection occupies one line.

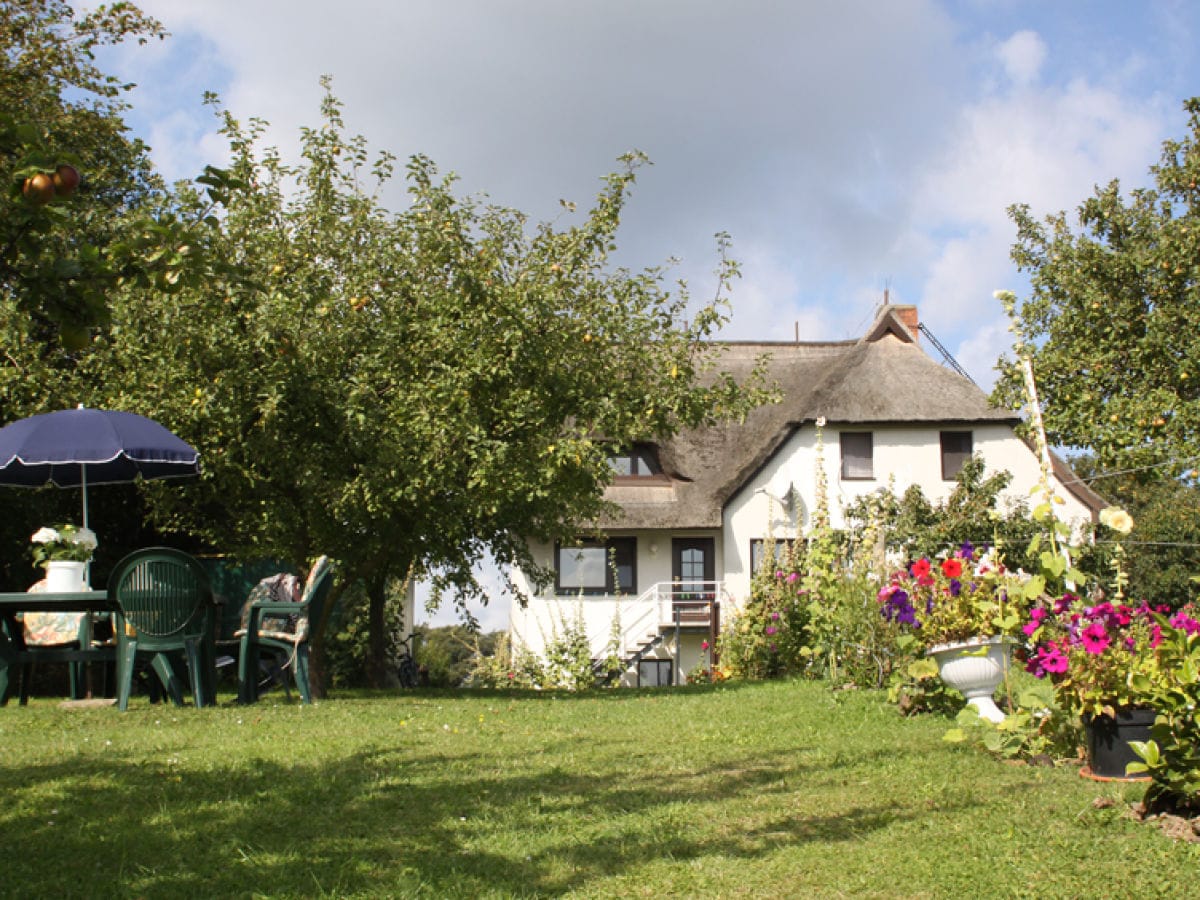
left=602, top=304, right=1103, bottom=529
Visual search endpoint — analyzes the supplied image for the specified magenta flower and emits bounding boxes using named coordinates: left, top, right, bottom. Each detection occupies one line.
left=1038, top=643, right=1069, bottom=674
left=765, top=625, right=777, bottom=636
left=1169, top=611, right=1200, bottom=635
left=786, top=572, right=799, bottom=584
left=1080, top=622, right=1111, bottom=654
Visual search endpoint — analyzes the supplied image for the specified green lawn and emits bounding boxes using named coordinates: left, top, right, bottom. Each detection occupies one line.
left=1, top=680, right=1195, bottom=898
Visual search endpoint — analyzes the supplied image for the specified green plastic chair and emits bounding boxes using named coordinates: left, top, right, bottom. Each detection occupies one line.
left=108, top=548, right=215, bottom=711
left=237, top=556, right=333, bottom=704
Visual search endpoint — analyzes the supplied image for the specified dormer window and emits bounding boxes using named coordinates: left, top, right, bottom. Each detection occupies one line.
left=608, top=445, right=662, bottom=478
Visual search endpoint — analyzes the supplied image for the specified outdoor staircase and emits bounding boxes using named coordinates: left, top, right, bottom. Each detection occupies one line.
left=592, top=630, right=667, bottom=685
left=591, top=582, right=725, bottom=686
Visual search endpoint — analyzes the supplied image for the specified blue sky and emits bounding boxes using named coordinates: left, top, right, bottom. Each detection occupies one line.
left=91, top=0, right=1200, bottom=629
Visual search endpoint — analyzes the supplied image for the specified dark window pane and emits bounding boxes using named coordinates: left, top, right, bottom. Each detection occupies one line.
left=610, top=537, right=637, bottom=594
left=750, top=538, right=799, bottom=574
left=607, top=445, right=662, bottom=477
left=557, top=545, right=606, bottom=590
left=556, top=537, right=637, bottom=595
left=941, top=431, right=973, bottom=480
left=841, top=432, right=874, bottom=479
left=638, top=659, right=672, bottom=687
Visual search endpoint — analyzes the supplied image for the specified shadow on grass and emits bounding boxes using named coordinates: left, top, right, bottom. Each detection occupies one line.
left=0, top=724, right=935, bottom=898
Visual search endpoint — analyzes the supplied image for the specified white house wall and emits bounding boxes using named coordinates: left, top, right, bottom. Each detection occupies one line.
left=722, top=422, right=1094, bottom=603
left=509, top=531, right=723, bottom=670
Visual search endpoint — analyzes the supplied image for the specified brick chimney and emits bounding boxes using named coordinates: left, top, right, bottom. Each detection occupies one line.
left=892, top=304, right=919, bottom=343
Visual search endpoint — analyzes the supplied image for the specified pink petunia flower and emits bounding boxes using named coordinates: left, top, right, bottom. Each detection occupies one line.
left=1037, top=643, right=1070, bottom=674
left=1169, top=611, right=1200, bottom=635
left=1080, top=622, right=1111, bottom=654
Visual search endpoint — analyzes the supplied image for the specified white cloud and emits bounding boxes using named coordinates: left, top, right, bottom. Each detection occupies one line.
left=996, top=30, right=1047, bottom=87
left=908, top=35, right=1174, bottom=373
left=953, top=319, right=1016, bottom=393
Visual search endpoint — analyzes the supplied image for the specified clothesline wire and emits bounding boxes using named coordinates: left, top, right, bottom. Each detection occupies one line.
left=1055, top=453, right=1200, bottom=488
left=1093, top=539, right=1200, bottom=549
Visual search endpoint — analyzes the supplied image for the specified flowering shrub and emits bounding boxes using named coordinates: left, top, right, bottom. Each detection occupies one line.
left=1022, top=595, right=1172, bottom=717
left=877, top=542, right=1025, bottom=650
left=30, top=523, right=97, bottom=566
left=720, top=545, right=810, bottom=679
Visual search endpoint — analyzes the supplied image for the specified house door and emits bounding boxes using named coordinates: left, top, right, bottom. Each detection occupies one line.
left=672, top=537, right=715, bottom=599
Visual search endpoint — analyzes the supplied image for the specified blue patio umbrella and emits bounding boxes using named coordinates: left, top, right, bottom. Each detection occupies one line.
left=0, top=406, right=200, bottom=530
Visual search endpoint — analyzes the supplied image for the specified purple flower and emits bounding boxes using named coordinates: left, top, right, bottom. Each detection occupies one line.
left=948, top=579, right=962, bottom=597
left=959, top=540, right=975, bottom=560
left=765, top=625, right=777, bottom=636
left=770, top=611, right=780, bottom=621
left=786, top=572, right=799, bottom=584
left=879, top=588, right=919, bottom=627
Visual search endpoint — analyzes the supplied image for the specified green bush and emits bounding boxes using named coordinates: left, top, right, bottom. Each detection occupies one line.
left=1129, top=607, right=1200, bottom=814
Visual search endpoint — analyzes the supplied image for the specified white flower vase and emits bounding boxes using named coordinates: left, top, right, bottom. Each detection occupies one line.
left=45, top=560, right=87, bottom=593
left=928, top=637, right=1013, bottom=724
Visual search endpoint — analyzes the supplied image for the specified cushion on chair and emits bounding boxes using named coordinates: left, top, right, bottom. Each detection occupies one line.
left=237, top=557, right=329, bottom=645
left=239, top=572, right=302, bottom=633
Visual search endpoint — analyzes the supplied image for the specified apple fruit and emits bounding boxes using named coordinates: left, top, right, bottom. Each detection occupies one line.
left=52, top=164, right=80, bottom=196
left=22, top=172, right=55, bottom=204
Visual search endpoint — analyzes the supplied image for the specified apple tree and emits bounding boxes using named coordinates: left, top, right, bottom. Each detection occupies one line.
left=995, top=97, right=1200, bottom=479
left=86, top=86, right=773, bottom=688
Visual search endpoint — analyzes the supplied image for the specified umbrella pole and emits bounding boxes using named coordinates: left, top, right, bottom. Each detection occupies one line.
left=81, top=465, right=90, bottom=587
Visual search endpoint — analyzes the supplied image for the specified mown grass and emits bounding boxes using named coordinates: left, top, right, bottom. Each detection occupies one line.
left=1, top=680, right=1196, bottom=898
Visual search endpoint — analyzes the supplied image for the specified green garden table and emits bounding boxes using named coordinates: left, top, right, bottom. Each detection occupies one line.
left=0, top=590, right=114, bottom=705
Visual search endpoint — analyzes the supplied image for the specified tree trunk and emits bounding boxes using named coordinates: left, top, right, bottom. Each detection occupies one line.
left=366, top=571, right=391, bottom=688
left=307, top=577, right=349, bottom=701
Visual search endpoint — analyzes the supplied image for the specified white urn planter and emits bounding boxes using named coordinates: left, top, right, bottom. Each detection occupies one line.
left=44, top=559, right=87, bottom=593
left=928, top=636, right=1013, bottom=723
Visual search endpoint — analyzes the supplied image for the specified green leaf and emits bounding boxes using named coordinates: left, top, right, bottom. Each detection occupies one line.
left=1039, top=551, right=1066, bottom=577
left=1022, top=575, right=1046, bottom=599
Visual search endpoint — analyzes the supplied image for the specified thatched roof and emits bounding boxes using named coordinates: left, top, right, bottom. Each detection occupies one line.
left=599, top=306, right=1021, bottom=530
